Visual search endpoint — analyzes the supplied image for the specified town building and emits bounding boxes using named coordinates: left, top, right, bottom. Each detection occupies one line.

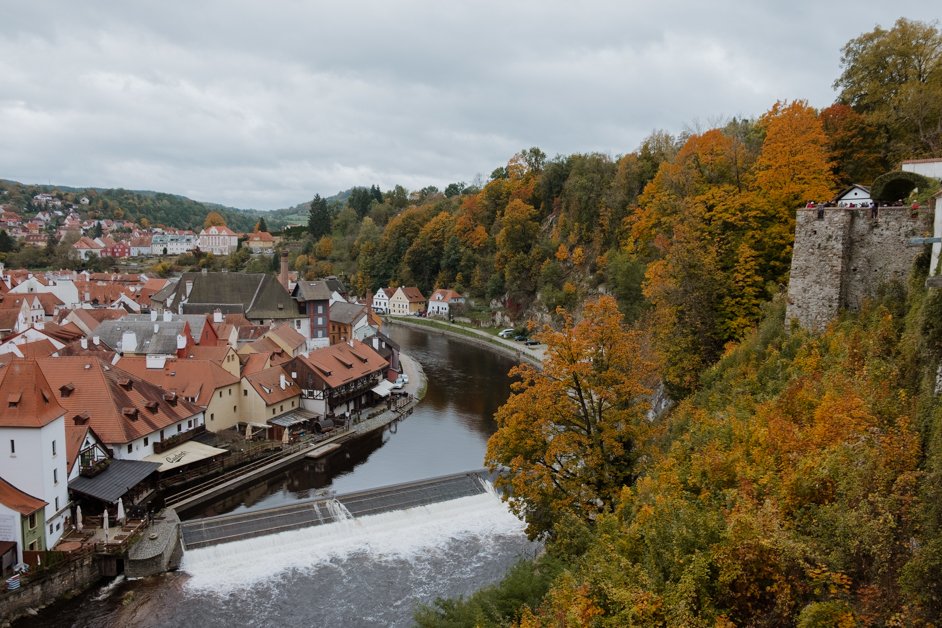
left=426, top=288, right=465, bottom=318
left=388, top=286, right=425, bottom=316
left=197, top=225, right=239, bottom=255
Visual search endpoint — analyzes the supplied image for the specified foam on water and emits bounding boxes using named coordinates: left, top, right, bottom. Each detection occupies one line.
left=181, top=489, right=527, bottom=592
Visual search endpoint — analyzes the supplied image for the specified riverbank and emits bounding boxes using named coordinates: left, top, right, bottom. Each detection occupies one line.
left=385, top=317, right=544, bottom=367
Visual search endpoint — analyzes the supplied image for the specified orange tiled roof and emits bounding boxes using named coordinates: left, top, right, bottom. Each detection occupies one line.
left=117, top=356, right=239, bottom=407
left=245, top=366, right=298, bottom=405
left=0, top=359, right=66, bottom=427
left=0, top=477, right=46, bottom=515
left=300, top=340, right=388, bottom=389
left=37, top=356, right=202, bottom=446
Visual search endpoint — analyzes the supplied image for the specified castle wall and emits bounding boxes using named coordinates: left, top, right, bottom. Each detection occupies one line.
left=786, top=207, right=931, bottom=331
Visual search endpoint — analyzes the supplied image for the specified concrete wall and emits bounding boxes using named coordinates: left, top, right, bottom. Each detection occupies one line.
left=786, top=206, right=931, bottom=331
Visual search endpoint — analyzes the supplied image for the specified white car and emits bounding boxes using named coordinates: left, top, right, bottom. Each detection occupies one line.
left=401, top=373, right=409, bottom=384
left=498, top=328, right=515, bottom=338
left=393, top=375, right=405, bottom=389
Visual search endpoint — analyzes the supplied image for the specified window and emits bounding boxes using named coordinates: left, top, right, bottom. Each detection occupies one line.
left=53, top=468, right=58, bottom=484
left=127, top=444, right=133, bottom=454
left=160, top=429, right=165, bottom=440
left=9, top=439, right=14, bottom=455
left=28, top=513, right=36, bottom=529
left=177, top=424, right=182, bottom=433
left=229, top=389, right=232, bottom=396
left=233, top=406, right=236, bottom=413
left=52, top=440, right=56, bottom=456
left=219, top=391, right=223, bottom=398
left=272, top=408, right=275, bottom=415
left=317, top=316, right=324, bottom=326
left=187, top=420, right=193, bottom=429
left=50, top=523, right=54, bottom=535
left=144, top=436, right=149, bottom=447
left=280, top=404, right=283, bottom=412
left=317, top=304, right=324, bottom=314
left=210, top=413, right=214, bottom=422
left=55, top=497, right=59, bottom=510
left=243, top=390, right=247, bottom=396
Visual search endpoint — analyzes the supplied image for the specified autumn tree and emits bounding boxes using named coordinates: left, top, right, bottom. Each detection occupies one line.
left=835, top=18, right=942, bottom=157
left=203, top=211, right=226, bottom=228
left=254, top=216, right=268, bottom=233
left=486, top=295, right=657, bottom=539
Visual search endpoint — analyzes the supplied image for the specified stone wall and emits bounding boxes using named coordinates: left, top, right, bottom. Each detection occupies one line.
left=786, top=206, right=931, bottom=331
left=0, top=554, right=100, bottom=626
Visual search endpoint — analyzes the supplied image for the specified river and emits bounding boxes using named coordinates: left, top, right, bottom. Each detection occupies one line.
left=20, top=326, right=537, bottom=627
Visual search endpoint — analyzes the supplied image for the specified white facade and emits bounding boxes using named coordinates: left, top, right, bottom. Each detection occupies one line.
left=0, top=419, right=70, bottom=550
left=836, top=185, right=872, bottom=207
left=902, top=158, right=942, bottom=180
left=152, top=234, right=197, bottom=256
left=372, top=288, right=391, bottom=313
left=9, top=277, right=80, bottom=309
left=198, top=226, right=239, bottom=255
left=111, top=413, right=205, bottom=461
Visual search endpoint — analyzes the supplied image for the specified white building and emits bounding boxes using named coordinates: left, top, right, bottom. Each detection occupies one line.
left=198, top=226, right=239, bottom=256
left=372, top=287, right=392, bottom=314
left=0, top=360, right=71, bottom=556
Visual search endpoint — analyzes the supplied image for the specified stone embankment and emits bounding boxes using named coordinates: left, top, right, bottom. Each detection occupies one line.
left=385, top=317, right=544, bottom=367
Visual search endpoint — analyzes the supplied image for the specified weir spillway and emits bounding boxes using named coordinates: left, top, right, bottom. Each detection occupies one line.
left=179, top=470, right=492, bottom=549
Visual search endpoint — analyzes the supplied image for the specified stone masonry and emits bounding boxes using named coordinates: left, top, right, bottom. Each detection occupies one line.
left=786, top=206, right=931, bottom=331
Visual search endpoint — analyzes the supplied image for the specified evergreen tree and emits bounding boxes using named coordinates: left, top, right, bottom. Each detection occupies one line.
left=308, top=194, right=331, bottom=240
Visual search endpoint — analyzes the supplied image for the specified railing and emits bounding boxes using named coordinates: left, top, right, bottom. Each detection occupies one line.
left=154, top=424, right=206, bottom=454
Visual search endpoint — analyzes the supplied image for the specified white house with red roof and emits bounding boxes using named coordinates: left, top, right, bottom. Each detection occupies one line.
left=73, top=236, right=103, bottom=261
left=198, top=225, right=239, bottom=255
left=426, top=288, right=465, bottom=318
left=0, top=360, right=71, bottom=552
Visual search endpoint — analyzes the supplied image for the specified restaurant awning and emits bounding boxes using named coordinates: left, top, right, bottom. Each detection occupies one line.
left=371, top=380, right=395, bottom=398
left=68, top=459, right=161, bottom=503
left=269, top=409, right=316, bottom=428
left=143, top=441, right=228, bottom=472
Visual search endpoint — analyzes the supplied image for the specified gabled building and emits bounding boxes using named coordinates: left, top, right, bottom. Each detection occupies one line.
left=371, top=287, right=393, bottom=314
left=241, top=366, right=301, bottom=424
left=289, top=340, right=389, bottom=418
left=0, top=360, right=70, bottom=553
left=37, top=357, right=205, bottom=461
left=151, top=272, right=304, bottom=328
left=265, top=324, right=307, bottom=357
left=292, top=280, right=332, bottom=349
left=73, top=237, right=103, bottom=261
left=328, top=301, right=377, bottom=345
left=246, top=231, right=275, bottom=253
left=0, top=478, right=47, bottom=567
left=197, top=225, right=239, bottom=255
left=388, top=287, right=425, bottom=316
left=427, top=288, right=465, bottom=318
left=117, top=356, right=242, bottom=432
left=93, top=318, right=193, bottom=358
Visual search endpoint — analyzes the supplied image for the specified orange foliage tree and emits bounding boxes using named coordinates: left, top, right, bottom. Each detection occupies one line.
left=486, top=295, right=657, bottom=538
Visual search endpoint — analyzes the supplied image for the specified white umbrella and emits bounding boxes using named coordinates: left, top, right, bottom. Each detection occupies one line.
left=103, top=509, right=109, bottom=543
left=282, top=428, right=290, bottom=445
left=245, top=423, right=252, bottom=439
left=76, top=505, right=83, bottom=531
left=116, top=498, right=125, bottom=524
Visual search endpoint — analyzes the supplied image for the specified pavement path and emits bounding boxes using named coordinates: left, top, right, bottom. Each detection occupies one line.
left=387, top=317, right=546, bottom=366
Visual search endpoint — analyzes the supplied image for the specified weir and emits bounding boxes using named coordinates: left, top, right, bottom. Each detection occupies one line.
left=179, top=469, right=492, bottom=549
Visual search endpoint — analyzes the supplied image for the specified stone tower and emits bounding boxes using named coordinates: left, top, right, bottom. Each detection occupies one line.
left=785, top=206, right=931, bottom=331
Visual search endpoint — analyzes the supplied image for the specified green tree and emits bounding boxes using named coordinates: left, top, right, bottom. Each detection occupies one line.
left=255, top=216, right=268, bottom=233
left=0, top=230, right=15, bottom=253
left=308, top=194, right=331, bottom=240
left=348, top=186, right=375, bottom=218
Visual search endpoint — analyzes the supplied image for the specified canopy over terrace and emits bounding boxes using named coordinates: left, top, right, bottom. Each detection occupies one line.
left=143, top=441, right=228, bottom=472
left=68, top=459, right=160, bottom=506
left=371, top=379, right=395, bottom=398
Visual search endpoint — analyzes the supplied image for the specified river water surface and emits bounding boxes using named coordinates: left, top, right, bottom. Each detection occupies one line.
left=21, top=326, right=536, bottom=627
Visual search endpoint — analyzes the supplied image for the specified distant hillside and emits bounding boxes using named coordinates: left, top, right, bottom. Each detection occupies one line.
left=268, top=189, right=352, bottom=226
left=0, top=179, right=282, bottom=232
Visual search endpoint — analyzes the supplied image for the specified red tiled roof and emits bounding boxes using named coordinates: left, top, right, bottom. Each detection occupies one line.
left=399, top=287, right=425, bottom=303
left=37, top=357, right=202, bottom=446
left=16, top=339, right=58, bottom=359
left=268, top=324, right=306, bottom=352
left=116, top=356, right=239, bottom=407
left=240, top=352, right=270, bottom=376
left=0, top=359, right=66, bottom=427
left=300, top=340, right=388, bottom=389
left=0, top=477, right=46, bottom=515
left=245, top=366, right=298, bottom=405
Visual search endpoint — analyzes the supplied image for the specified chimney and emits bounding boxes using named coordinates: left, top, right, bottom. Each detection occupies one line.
left=279, top=373, right=287, bottom=390
left=279, top=251, right=289, bottom=290
left=146, top=354, right=166, bottom=369
left=163, top=310, right=172, bottom=322
left=92, top=335, right=99, bottom=346
left=154, top=323, right=159, bottom=334
left=213, top=308, right=223, bottom=324
left=121, top=330, right=137, bottom=353
left=80, top=338, right=88, bottom=349
left=177, top=334, right=187, bottom=350
left=150, top=310, right=158, bottom=322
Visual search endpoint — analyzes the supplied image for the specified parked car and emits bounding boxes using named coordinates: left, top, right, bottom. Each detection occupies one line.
left=401, top=373, right=409, bottom=384
left=392, top=376, right=405, bottom=389
left=524, top=339, right=540, bottom=346
left=498, top=328, right=515, bottom=338
left=514, top=334, right=528, bottom=342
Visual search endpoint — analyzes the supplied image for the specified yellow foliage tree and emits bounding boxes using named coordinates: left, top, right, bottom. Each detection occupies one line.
left=486, top=295, right=657, bottom=538
left=203, top=211, right=226, bottom=228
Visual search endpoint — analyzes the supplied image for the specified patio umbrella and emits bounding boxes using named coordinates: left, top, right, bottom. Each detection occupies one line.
left=103, top=509, right=109, bottom=542
left=245, top=423, right=252, bottom=439
left=76, top=505, right=83, bottom=531
left=282, top=428, right=290, bottom=445
left=117, top=498, right=125, bottom=524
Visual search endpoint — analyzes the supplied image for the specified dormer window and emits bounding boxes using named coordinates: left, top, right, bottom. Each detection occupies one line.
left=122, top=407, right=139, bottom=421
left=59, top=383, right=75, bottom=398
left=118, top=377, right=133, bottom=390
left=7, top=393, right=20, bottom=408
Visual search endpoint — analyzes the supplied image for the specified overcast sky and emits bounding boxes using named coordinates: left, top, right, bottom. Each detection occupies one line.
left=1, top=3, right=937, bottom=210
